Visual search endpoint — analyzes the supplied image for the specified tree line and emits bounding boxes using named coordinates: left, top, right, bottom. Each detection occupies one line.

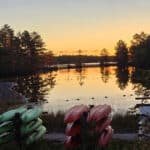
left=0, top=24, right=150, bottom=76
left=0, top=24, right=53, bottom=76
left=103, top=32, right=150, bottom=68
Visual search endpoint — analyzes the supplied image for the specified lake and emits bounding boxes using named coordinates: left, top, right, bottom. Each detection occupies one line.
left=0, top=66, right=150, bottom=114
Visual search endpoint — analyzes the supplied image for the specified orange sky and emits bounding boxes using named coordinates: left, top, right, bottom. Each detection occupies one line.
left=1, top=0, right=150, bottom=56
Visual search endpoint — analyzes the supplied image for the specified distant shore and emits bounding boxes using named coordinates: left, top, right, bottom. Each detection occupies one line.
left=0, top=62, right=118, bottom=78
left=43, top=62, right=118, bottom=70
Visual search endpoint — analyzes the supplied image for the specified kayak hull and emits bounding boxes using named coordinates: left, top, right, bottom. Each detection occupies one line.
left=98, top=126, right=113, bottom=148
left=0, top=132, right=15, bottom=145
left=65, top=136, right=80, bottom=149
left=25, top=125, right=46, bottom=145
left=87, top=105, right=103, bottom=122
left=0, top=107, right=26, bottom=123
left=66, top=122, right=81, bottom=136
left=21, top=107, right=42, bottom=123
left=87, top=105, right=111, bottom=123
left=95, top=116, right=112, bottom=133
left=0, top=121, right=13, bottom=134
left=64, top=105, right=89, bottom=123
left=21, top=118, right=43, bottom=135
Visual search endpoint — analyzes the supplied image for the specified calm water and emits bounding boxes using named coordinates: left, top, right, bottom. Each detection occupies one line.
left=0, top=66, right=150, bottom=114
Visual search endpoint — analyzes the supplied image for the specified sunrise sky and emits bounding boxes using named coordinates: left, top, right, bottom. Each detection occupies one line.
left=1, top=0, right=150, bottom=55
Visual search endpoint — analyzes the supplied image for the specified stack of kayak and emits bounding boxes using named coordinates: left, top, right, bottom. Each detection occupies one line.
left=64, top=105, right=89, bottom=149
left=64, top=104, right=113, bottom=149
left=0, top=106, right=46, bottom=145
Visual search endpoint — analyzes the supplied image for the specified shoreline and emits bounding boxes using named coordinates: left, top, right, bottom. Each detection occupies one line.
left=0, top=62, right=130, bottom=78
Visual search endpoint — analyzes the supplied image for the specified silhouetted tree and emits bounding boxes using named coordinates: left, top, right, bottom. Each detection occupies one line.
left=76, top=49, right=82, bottom=68
left=100, top=48, right=109, bottom=66
left=130, top=32, right=150, bottom=68
left=0, top=24, right=19, bottom=73
left=0, top=24, right=53, bottom=75
left=42, top=51, right=54, bottom=67
left=0, top=24, right=14, bottom=49
left=115, top=40, right=128, bottom=67
left=19, top=31, right=45, bottom=56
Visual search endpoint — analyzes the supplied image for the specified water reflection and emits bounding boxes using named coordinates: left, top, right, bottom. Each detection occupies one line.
left=76, top=68, right=86, bottom=86
left=100, top=67, right=110, bottom=83
left=115, top=67, right=129, bottom=90
left=131, top=69, right=150, bottom=96
left=14, top=72, right=57, bottom=102
left=1, top=66, right=150, bottom=114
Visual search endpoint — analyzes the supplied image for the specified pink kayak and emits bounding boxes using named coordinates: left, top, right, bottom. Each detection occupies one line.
left=98, top=125, right=113, bottom=148
left=64, top=105, right=89, bottom=123
left=87, top=105, right=111, bottom=123
left=66, top=122, right=81, bottom=136
left=87, top=105, right=103, bottom=122
left=65, top=136, right=80, bottom=149
left=95, top=115, right=112, bottom=133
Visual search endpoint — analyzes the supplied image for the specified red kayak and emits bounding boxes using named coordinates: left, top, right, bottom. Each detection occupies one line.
left=66, top=122, right=81, bottom=136
left=98, top=125, right=113, bottom=148
left=87, top=105, right=103, bottom=122
left=87, top=105, right=111, bottom=123
left=95, top=115, right=112, bottom=133
left=65, top=136, right=80, bottom=149
left=64, top=105, right=89, bottom=123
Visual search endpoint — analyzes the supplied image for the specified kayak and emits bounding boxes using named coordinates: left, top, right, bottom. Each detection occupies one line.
left=98, top=125, right=113, bottom=148
left=0, top=132, right=15, bottom=145
left=95, top=116, right=112, bottom=133
left=64, top=105, right=89, bottom=123
left=138, top=116, right=148, bottom=126
left=25, top=125, right=46, bottom=145
left=21, top=118, right=43, bottom=135
left=65, top=136, right=80, bottom=149
left=87, top=105, right=104, bottom=122
left=0, top=121, right=14, bottom=134
left=87, top=105, right=111, bottom=123
left=66, top=122, right=81, bottom=136
left=0, top=107, right=27, bottom=123
left=21, top=107, right=42, bottom=123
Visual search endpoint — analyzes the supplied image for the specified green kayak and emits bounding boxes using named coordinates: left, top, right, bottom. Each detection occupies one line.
left=0, top=107, right=27, bottom=123
left=0, top=132, right=15, bottom=145
left=21, top=107, right=42, bottom=123
left=0, top=121, right=14, bottom=134
left=25, top=125, right=46, bottom=145
left=21, top=118, right=43, bottom=135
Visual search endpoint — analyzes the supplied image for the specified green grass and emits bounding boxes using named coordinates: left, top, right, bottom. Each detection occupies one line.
left=40, top=112, right=138, bottom=133
left=111, top=113, right=138, bottom=133
left=41, top=111, right=65, bottom=132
